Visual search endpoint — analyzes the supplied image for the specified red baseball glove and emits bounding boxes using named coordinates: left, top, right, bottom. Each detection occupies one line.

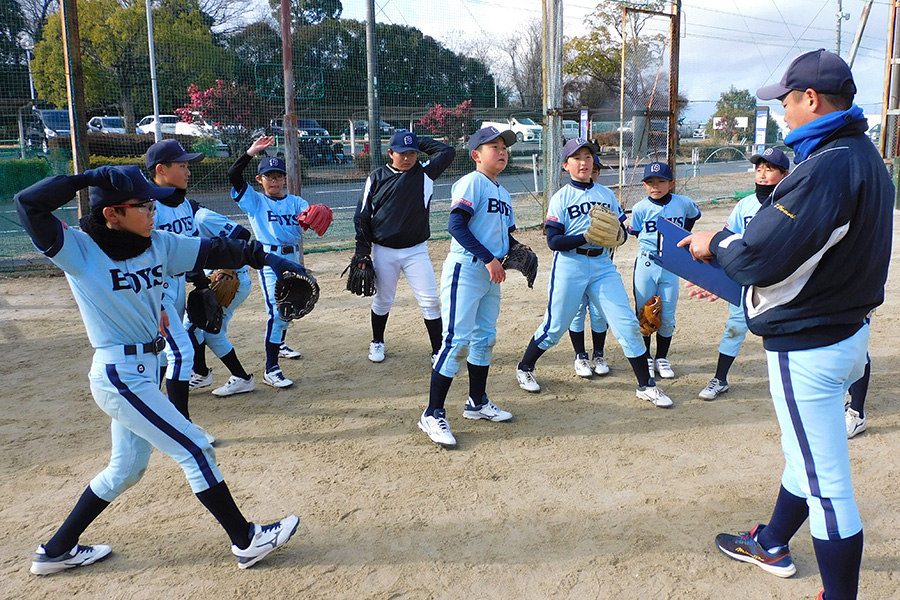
left=296, top=204, right=333, bottom=236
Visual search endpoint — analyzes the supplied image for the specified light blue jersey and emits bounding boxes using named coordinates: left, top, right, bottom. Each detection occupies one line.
left=545, top=182, right=625, bottom=252
left=233, top=185, right=308, bottom=247
left=448, top=171, right=514, bottom=260
left=630, top=193, right=701, bottom=253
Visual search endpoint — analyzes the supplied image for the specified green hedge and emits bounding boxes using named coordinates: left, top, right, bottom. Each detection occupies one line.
left=0, top=159, right=52, bottom=200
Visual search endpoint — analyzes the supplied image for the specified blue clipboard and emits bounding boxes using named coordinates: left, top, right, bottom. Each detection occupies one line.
left=648, top=217, right=743, bottom=306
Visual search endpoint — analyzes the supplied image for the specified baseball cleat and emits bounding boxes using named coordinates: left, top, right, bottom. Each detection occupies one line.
left=654, top=358, right=675, bottom=379
left=699, top=377, right=729, bottom=400
left=418, top=409, right=457, bottom=447
left=189, top=369, right=213, bottom=390
left=573, top=353, right=593, bottom=378
left=278, top=344, right=302, bottom=359
left=431, top=353, right=438, bottom=367
left=194, top=424, right=216, bottom=446
left=463, top=396, right=512, bottom=422
left=516, top=368, right=541, bottom=393
left=845, top=407, right=867, bottom=438
left=647, top=357, right=655, bottom=380
left=715, top=524, right=796, bottom=578
left=636, top=385, right=673, bottom=408
left=30, top=543, right=112, bottom=575
left=368, top=341, right=385, bottom=363
left=212, top=375, right=255, bottom=397
left=263, top=367, right=293, bottom=388
left=592, top=353, right=609, bottom=376
left=232, top=515, right=300, bottom=569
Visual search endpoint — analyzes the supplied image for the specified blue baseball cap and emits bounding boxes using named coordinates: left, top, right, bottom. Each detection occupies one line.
left=258, top=156, right=287, bottom=175
left=757, top=49, right=856, bottom=101
left=592, top=154, right=602, bottom=170
left=389, top=130, right=419, bottom=153
left=469, top=126, right=517, bottom=151
left=145, top=139, right=203, bottom=169
left=642, top=162, right=674, bottom=181
left=750, top=147, right=791, bottom=171
left=89, top=165, right=176, bottom=210
left=560, top=138, right=598, bottom=163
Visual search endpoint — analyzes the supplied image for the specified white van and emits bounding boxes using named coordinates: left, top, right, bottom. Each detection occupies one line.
left=562, top=120, right=580, bottom=140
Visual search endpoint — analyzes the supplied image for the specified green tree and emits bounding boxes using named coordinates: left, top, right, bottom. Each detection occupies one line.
left=710, top=87, right=756, bottom=142
left=32, top=0, right=233, bottom=129
left=269, top=0, right=342, bottom=27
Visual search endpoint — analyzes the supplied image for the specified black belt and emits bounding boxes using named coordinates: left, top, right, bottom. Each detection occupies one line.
left=268, top=245, right=295, bottom=255
left=124, top=336, right=166, bottom=356
left=575, top=248, right=605, bottom=257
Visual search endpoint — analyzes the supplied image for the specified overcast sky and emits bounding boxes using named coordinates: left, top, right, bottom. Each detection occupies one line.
left=333, top=0, right=891, bottom=124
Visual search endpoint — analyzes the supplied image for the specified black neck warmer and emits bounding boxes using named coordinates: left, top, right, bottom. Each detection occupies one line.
left=79, top=213, right=152, bottom=261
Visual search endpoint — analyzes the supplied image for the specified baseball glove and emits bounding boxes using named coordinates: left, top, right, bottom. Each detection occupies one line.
left=187, top=287, right=223, bottom=334
left=342, top=253, right=376, bottom=296
left=501, top=243, right=538, bottom=288
left=296, top=204, right=333, bottom=236
left=274, top=269, right=320, bottom=321
left=638, top=295, right=662, bottom=336
left=585, top=204, right=626, bottom=248
left=208, top=269, right=240, bottom=308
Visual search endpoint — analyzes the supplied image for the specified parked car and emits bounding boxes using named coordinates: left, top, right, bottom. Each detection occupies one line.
left=692, top=127, right=708, bottom=139
left=136, top=114, right=179, bottom=134
left=562, top=120, right=580, bottom=140
left=25, top=108, right=71, bottom=152
left=341, top=120, right=395, bottom=143
left=267, top=118, right=329, bottom=138
left=88, top=116, right=126, bottom=134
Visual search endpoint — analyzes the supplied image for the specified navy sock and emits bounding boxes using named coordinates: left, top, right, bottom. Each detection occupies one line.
left=813, top=530, right=863, bottom=600
left=714, top=353, right=736, bottom=382
left=43, top=487, right=110, bottom=558
left=193, top=342, right=209, bottom=377
left=467, top=362, right=489, bottom=404
left=195, top=481, right=252, bottom=549
left=591, top=329, right=607, bottom=357
left=656, top=334, right=672, bottom=359
left=166, top=378, right=190, bottom=420
left=642, top=335, right=651, bottom=354
left=848, top=357, right=870, bottom=416
left=628, top=353, right=653, bottom=387
left=219, top=349, right=250, bottom=380
left=427, top=370, right=453, bottom=415
left=424, top=318, right=443, bottom=355
left=519, top=338, right=545, bottom=371
left=265, top=341, right=280, bottom=371
left=756, top=486, right=809, bottom=549
left=371, top=311, right=388, bottom=343
left=569, top=329, right=586, bottom=355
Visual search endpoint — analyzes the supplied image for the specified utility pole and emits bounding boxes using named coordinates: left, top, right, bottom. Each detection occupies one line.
left=542, top=0, right=563, bottom=211
left=836, top=0, right=850, bottom=55
left=366, top=0, right=382, bottom=160
left=60, top=0, right=89, bottom=215
left=280, top=0, right=303, bottom=259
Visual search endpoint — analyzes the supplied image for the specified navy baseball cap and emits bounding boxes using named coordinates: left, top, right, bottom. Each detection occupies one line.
left=642, top=162, right=674, bottom=181
left=389, top=130, right=419, bottom=153
left=560, top=138, right=598, bottom=163
left=258, top=156, right=287, bottom=175
left=592, top=154, right=602, bottom=170
left=468, top=126, right=517, bottom=151
left=750, top=147, right=791, bottom=171
left=89, top=165, right=176, bottom=210
left=145, top=139, right=204, bottom=169
left=757, top=49, right=857, bottom=101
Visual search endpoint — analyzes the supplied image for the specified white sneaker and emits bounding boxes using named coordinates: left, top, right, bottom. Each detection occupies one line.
left=463, top=397, right=513, bottom=422
left=655, top=358, right=675, bottom=379
left=368, top=341, right=385, bottom=363
left=194, top=424, right=216, bottom=445
left=31, top=544, right=112, bottom=575
left=647, top=357, right=655, bottom=380
left=592, top=354, right=610, bottom=376
left=278, top=344, right=302, bottom=359
left=213, top=375, right=255, bottom=397
left=189, top=369, right=213, bottom=390
left=699, top=377, right=729, bottom=400
left=516, top=368, right=541, bottom=392
left=232, top=515, right=300, bottom=569
left=418, top=409, right=457, bottom=447
left=574, top=354, right=593, bottom=378
left=263, top=367, right=293, bottom=388
left=846, top=407, right=868, bottom=439
left=636, top=385, right=673, bottom=408
left=431, top=353, right=438, bottom=367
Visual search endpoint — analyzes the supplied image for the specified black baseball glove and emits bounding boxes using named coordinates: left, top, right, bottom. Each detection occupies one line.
left=187, top=287, right=224, bottom=334
left=502, top=243, right=538, bottom=288
left=342, top=253, right=376, bottom=297
left=275, top=269, right=320, bottom=321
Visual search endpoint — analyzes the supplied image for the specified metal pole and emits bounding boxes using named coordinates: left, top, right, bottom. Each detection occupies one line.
left=145, top=0, right=162, bottom=141
left=837, top=0, right=842, bottom=54
left=280, top=0, right=304, bottom=259
left=60, top=0, right=90, bottom=215
left=542, top=0, right=562, bottom=213
left=366, top=0, right=382, bottom=160
left=847, top=1, right=873, bottom=67
left=669, top=0, right=681, bottom=175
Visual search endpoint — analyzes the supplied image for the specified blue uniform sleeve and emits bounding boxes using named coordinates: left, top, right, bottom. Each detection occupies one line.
left=15, top=173, right=91, bottom=255
left=546, top=224, right=587, bottom=251
left=448, top=209, right=495, bottom=263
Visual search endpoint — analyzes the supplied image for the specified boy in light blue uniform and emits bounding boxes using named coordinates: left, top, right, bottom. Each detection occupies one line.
left=629, top=162, right=701, bottom=380
left=420, top=127, right=519, bottom=448
left=698, top=147, right=789, bottom=400
left=515, top=139, right=670, bottom=407
left=186, top=206, right=256, bottom=397
left=229, top=136, right=323, bottom=388
left=16, top=166, right=301, bottom=575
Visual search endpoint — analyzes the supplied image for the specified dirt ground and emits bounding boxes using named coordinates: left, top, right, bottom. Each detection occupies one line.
left=1, top=203, right=898, bottom=600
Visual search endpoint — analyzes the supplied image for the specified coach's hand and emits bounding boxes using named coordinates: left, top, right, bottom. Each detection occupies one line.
left=485, top=258, right=506, bottom=284
left=677, top=231, right=716, bottom=263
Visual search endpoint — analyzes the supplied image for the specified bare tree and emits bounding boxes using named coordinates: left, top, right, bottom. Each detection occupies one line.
left=16, top=0, right=57, bottom=45
left=500, top=19, right=542, bottom=109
